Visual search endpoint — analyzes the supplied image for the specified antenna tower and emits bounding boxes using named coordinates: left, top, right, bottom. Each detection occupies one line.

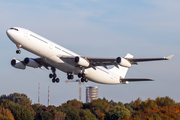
left=38, top=83, right=40, bottom=104
left=79, top=80, right=81, bottom=102
left=48, top=86, right=50, bottom=106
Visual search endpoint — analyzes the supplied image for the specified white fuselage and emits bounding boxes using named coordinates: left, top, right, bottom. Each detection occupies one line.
left=7, top=27, right=121, bottom=84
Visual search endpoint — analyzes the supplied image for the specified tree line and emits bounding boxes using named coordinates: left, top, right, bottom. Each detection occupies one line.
left=0, top=92, right=180, bottom=120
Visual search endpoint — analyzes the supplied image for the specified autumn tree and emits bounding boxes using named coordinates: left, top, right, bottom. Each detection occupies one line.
left=0, top=93, right=31, bottom=105
left=0, top=100, right=34, bottom=120
left=0, top=107, right=14, bottom=120
left=87, top=98, right=111, bottom=119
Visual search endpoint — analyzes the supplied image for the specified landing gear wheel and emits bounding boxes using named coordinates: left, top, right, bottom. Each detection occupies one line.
left=50, top=67, right=60, bottom=83
left=82, top=73, right=85, bottom=78
left=67, top=75, right=74, bottom=80
left=52, top=78, right=56, bottom=83
left=16, top=50, right=21, bottom=54
left=78, top=73, right=82, bottom=78
left=67, top=75, right=71, bottom=80
left=81, top=78, right=86, bottom=82
left=70, top=75, right=74, bottom=79
left=49, top=74, right=53, bottom=78
left=56, top=78, right=60, bottom=83
left=53, top=74, right=57, bottom=78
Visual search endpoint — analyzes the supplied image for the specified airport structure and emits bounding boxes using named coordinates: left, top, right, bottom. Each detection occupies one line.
left=86, top=86, right=99, bottom=103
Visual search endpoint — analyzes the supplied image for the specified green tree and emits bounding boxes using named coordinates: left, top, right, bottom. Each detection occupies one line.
left=40, top=111, right=53, bottom=120
left=0, top=100, right=34, bottom=120
left=58, top=104, right=81, bottom=120
left=156, top=96, right=176, bottom=107
left=108, top=104, right=131, bottom=120
left=53, top=110, right=66, bottom=120
left=0, top=93, right=31, bottom=105
left=8, top=104, right=34, bottom=120
left=65, top=99, right=83, bottom=109
left=0, top=115, right=12, bottom=120
left=79, top=109, right=97, bottom=120
left=88, top=98, right=111, bottom=119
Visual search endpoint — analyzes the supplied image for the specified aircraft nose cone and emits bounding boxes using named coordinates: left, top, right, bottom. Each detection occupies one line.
left=6, top=29, right=11, bottom=38
left=6, top=29, right=10, bottom=36
left=6, top=29, right=16, bottom=42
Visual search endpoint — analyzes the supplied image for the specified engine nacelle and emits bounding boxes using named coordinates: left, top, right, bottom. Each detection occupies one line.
left=74, top=56, right=90, bottom=67
left=115, top=57, right=131, bottom=68
left=11, top=59, right=26, bottom=69
left=24, top=57, right=39, bottom=68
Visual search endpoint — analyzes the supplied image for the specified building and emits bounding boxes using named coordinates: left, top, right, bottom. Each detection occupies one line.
left=86, top=86, right=99, bottom=103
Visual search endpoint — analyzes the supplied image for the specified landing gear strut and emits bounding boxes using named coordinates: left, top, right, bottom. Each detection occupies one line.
left=16, top=44, right=21, bottom=54
left=49, top=67, right=60, bottom=83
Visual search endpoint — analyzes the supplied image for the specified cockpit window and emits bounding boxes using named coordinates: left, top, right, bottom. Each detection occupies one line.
left=10, top=28, right=19, bottom=31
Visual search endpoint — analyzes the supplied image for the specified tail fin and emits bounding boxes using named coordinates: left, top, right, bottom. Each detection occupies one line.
left=109, top=53, right=133, bottom=78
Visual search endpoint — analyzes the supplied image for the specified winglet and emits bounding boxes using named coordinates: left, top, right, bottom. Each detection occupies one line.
left=166, top=54, right=174, bottom=60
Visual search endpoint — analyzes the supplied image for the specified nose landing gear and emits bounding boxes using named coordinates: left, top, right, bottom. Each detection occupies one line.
left=16, top=44, right=22, bottom=54
left=49, top=67, right=60, bottom=83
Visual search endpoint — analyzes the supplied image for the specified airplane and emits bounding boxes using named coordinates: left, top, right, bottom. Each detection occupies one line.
left=6, top=27, right=174, bottom=84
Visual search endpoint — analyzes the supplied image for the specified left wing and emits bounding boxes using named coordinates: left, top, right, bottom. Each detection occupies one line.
left=127, top=54, right=174, bottom=64
left=58, top=54, right=174, bottom=68
left=121, top=78, right=154, bottom=82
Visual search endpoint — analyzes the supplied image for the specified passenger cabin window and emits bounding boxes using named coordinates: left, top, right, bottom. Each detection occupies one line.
left=10, top=28, right=18, bottom=31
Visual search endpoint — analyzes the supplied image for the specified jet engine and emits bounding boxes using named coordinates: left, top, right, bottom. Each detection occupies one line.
left=11, top=58, right=26, bottom=69
left=74, top=56, right=90, bottom=67
left=24, top=57, right=39, bottom=68
left=115, top=57, right=131, bottom=68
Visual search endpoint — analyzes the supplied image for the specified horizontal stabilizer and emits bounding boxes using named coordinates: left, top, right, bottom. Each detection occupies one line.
left=121, top=78, right=154, bottom=82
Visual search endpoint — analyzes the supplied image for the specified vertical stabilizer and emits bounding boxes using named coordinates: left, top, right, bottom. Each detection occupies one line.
left=109, top=53, right=133, bottom=78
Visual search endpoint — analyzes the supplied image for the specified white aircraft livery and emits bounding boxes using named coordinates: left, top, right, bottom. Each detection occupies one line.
left=6, top=27, right=174, bottom=84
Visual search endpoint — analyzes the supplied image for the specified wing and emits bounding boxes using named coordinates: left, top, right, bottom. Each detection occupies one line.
left=121, top=78, right=154, bottom=82
left=127, top=54, right=174, bottom=64
left=58, top=54, right=174, bottom=68
left=30, top=57, right=51, bottom=69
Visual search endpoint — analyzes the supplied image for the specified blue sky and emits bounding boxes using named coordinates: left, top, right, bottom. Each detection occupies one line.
left=0, top=0, right=180, bottom=106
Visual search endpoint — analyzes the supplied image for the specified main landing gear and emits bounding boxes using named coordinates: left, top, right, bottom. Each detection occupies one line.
left=16, top=44, right=21, bottom=54
left=67, top=72, right=74, bottom=80
left=49, top=67, right=60, bottom=83
left=78, top=73, right=88, bottom=83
